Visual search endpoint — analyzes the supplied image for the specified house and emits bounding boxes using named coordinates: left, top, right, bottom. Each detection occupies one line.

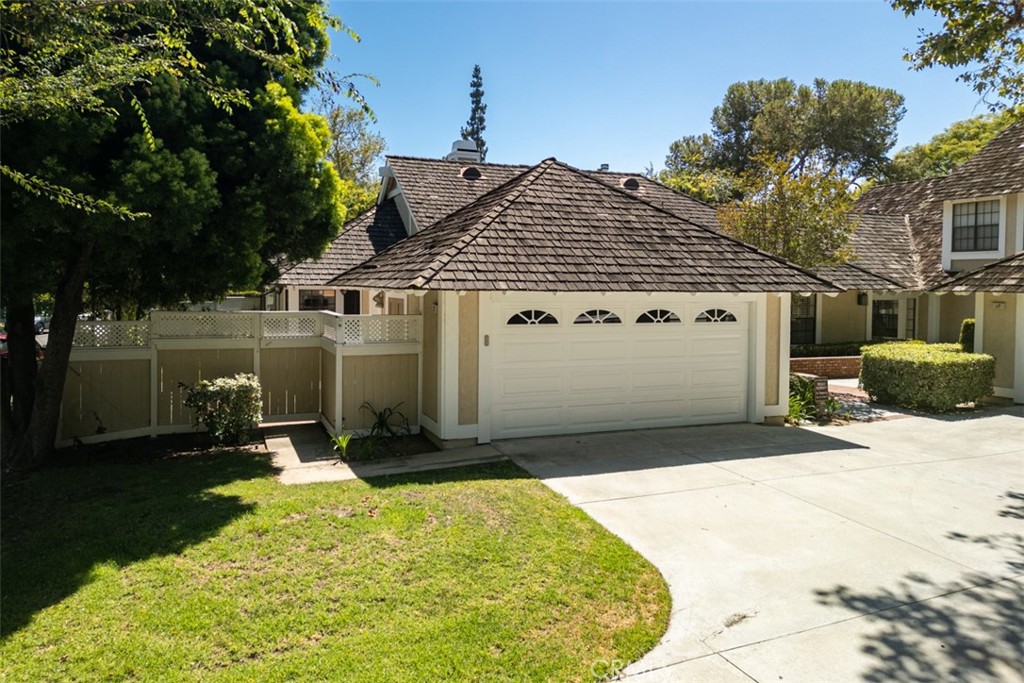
left=800, top=122, right=1024, bottom=350
left=319, top=154, right=836, bottom=445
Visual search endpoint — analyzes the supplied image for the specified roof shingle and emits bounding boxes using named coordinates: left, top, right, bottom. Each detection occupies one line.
left=931, top=250, right=1024, bottom=293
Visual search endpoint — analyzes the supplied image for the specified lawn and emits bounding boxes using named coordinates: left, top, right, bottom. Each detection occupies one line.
left=1, top=442, right=669, bottom=682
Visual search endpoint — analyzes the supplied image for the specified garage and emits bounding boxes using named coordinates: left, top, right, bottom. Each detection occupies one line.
left=489, top=295, right=750, bottom=439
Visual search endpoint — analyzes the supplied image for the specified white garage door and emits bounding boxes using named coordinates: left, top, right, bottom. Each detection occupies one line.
left=490, top=298, right=750, bottom=439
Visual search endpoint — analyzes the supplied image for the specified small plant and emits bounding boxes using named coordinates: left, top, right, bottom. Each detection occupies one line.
left=787, top=374, right=817, bottom=423
left=360, top=401, right=410, bottom=439
left=181, top=373, right=262, bottom=445
left=330, top=429, right=353, bottom=461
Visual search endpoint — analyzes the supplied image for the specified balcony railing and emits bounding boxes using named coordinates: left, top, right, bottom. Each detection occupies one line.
left=71, top=311, right=422, bottom=348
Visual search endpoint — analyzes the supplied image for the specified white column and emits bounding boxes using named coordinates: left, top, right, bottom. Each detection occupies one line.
left=927, top=294, right=942, bottom=342
left=897, top=298, right=908, bottom=339
left=1015, top=294, right=1024, bottom=404
left=974, top=292, right=985, bottom=353
left=476, top=292, right=493, bottom=444
left=438, top=291, right=460, bottom=439
left=333, top=344, right=344, bottom=435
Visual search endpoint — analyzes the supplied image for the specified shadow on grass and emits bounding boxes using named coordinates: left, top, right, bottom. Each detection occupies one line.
left=0, top=447, right=277, bottom=639
left=359, top=459, right=532, bottom=489
left=813, top=492, right=1024, bottom=682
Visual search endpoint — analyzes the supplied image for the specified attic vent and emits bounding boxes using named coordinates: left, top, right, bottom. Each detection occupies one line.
left=621, top=177, right=641, bottom=191
left=461, top=166, right=482, bottom=180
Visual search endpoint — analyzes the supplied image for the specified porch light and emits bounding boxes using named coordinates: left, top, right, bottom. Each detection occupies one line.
left=857, top=293, right=868, bottom=306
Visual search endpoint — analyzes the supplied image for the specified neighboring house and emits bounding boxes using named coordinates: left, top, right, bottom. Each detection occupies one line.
left=323, top=156, right=835, bottom=445
left=800, top=122, right=1024, bottom=349
left=932, top=250, right=1024, bottom=402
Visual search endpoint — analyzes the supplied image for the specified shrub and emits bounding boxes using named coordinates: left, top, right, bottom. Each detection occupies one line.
left=860, top=342, right=994, bottom=411
left=788, top=374, right=817, bottom=422
left=959, top=318, right=976, bottom=353
left=182, top=373, right=263, bottom=445
left=790, top=340, right=881, bottom=358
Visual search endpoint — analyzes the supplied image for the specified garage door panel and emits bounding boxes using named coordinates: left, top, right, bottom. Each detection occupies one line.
left=692, top=396, right=745, bottom=418
left=692, top=367, right=745, bottom=389
left=501, top=374, right=563, bottom=400
left=500, top=340, right=563, bottom=364
left=498, top=406, right=565, bottom=432
left=690, top=335, right=745, bottom=356
left=631, top=368, right=688, bottom=391
left=633, top=338, right=691, bottom=359
left=569, top=339, right=626, bottom=360
left=566, top=403, right=630, bottom=428
left=569, top=369, right=627, bottom=393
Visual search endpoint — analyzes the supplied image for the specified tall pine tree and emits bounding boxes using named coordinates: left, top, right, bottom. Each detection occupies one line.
left=460, top=64, right=487, bottom=160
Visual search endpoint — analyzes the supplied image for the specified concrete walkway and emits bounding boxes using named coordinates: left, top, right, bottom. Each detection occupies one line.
left=263, top=422, right=506, bottom=484
left=498, top=408, right=1024, bottom=682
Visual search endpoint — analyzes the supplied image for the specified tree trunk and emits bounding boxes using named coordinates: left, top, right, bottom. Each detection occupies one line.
left=6, top=245, right=93, bottom=471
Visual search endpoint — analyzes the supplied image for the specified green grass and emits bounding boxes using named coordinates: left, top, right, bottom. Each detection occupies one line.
left=1, top=446, right=669, bottom=682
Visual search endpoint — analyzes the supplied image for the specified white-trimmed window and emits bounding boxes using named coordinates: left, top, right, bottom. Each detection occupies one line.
left=636, top=309, right=681, bottom=324
left=507, top=310, right=558, bottom=325
left=952, top=200, right=1000, bottom=252
left=574, top=309, right=622, bottom=324
left=695, top=308, right=738, bottom=323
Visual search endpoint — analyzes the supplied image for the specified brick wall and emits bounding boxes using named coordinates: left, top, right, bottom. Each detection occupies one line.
left=789, top=356, right=860, bottom=379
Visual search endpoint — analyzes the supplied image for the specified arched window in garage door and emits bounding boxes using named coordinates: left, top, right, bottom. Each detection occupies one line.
left=695, top=308, right=738, bottom=323
left=507, top=310, right=559, bottom=325
left=636, top=309, right=681, bottom=324
left=574, top=309, right=622, bottom=324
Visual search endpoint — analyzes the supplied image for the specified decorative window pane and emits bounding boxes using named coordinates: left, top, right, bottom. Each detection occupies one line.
left=507, top=309, right=558, bottom=325
left=299, top=289, right=336, bottom=311
left=790, top=295, right=815, bottom=344
left=952, top=200, right=999, bottom=252
left=574, top=309, right=622, bottom=324
left=636, top=309, right=681, bottom=324
left=695, top=308, right=738, bottom=323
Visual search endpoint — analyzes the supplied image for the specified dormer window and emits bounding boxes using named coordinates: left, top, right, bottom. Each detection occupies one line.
left=952, top=200, right=999, bottom=252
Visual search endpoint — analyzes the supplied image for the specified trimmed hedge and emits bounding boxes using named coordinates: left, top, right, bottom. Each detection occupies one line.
left=790, top=340, right=880, bottom=358
left=860, top=342, right=994, bottom=411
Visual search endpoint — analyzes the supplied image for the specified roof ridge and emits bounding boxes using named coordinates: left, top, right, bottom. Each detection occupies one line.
left=386, top=154, right=532, bottom=170
left=411, top=160, right=558, bottom=288
left=547, top=159, right=841, bottom=291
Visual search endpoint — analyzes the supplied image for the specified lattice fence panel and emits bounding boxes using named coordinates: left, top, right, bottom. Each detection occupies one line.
left=263, top=314, right=319, bottom=338
left=73, top=321, right=151, bottom=348
left=338, top=316, right=421, bottom=344
left=153, top=313, right=254, bottom=338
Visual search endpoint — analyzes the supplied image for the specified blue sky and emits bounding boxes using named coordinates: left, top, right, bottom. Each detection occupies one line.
left=325, top=1, right=987, bottom=173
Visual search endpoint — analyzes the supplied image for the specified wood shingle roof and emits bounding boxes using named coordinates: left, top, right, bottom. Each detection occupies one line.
left=330, top=159, right=837, bottom=293
left=931, top=250, right=1024, bottom=293
left=387, top=155, right=720, bottom=231
left=275, top=200, right=406, bottom=286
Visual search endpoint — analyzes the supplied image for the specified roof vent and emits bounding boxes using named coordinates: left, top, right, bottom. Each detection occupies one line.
left=599, top=163, right=610, bottom=172
left=621, top=177, right=641, bottom=191
left=446, top=139, right=482, bottom=163
left=461, top=166, right=482, bottom=180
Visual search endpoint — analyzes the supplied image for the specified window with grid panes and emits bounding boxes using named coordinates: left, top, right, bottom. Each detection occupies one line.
left=952, top=200, right=999, bottom=252
left=790, top=294, right=816, bottom=344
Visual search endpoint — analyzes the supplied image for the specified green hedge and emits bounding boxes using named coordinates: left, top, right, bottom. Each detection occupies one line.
left=959, top=318, right=976, bottom=353
left=790, top=340, right=879, bottom=358
left=860, top=342, right=994, bottom=411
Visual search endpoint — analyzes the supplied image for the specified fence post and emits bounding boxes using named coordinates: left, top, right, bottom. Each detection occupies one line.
left=333, top=317, right=344, bottom=436
left=149, top=312, right=160, bottom=438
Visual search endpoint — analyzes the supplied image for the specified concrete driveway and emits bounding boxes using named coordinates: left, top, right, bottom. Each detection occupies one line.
left=497, top=407, right=1023, bottom=682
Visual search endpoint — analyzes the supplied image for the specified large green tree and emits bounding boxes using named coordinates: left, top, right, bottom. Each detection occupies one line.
left=717, top=154, right=857, bottom=269
left=892, top=0, right=1024, bottom=109
left=321, top=105, right=387, bottom=217
left=1, top=1, right=350, bottom=470
left=661, top=78, right=905, bottom=201
left=885, top=110, right=1017, bottom=180
left=460, top=64, right=488, bottom=160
